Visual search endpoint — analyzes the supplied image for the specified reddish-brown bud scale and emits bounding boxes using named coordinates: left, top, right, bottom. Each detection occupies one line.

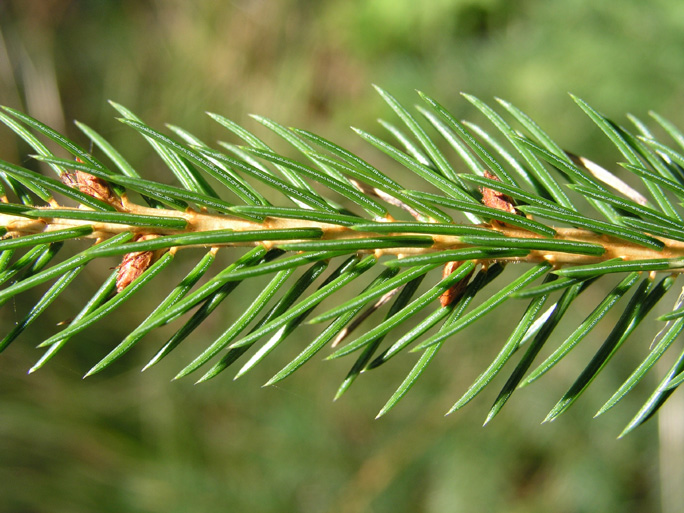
left=439, top=261, right=473, bottom=307
left=480, top=170, right=518, bottom=215
left=63, top=159, right=155, bottom=293
left=440, top=171, right=519, bottom=307
left=62, top=158, right=120, bottom=207
left=115, top=235, right=157, bottom=293
left=75, top=171, right=120, bottom=206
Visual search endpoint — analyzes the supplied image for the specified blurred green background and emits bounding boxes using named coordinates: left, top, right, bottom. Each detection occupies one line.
left=2, top=0, right=684, bottom=511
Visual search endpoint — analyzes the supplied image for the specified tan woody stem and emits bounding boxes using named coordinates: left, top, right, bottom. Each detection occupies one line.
left=2, top=198, right=684, bottom=269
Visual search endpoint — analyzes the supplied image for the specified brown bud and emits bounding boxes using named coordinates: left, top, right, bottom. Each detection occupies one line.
left=62, top=158, right=120, bottom=206
left=115, top=235, right=156, bottom=293
left=59, top=171, right=79, bottom=189
left=481, top=170, right=518, bottom=215
left=75, top=171, right=119, bottom=206
left=439, top=261, right=472, bottom=307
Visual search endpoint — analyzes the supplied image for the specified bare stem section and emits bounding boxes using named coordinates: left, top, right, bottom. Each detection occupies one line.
left=2, top=199, right=684, bottom=270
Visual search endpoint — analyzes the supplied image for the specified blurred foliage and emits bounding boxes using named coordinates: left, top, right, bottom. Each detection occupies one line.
left=1, top=0, right=683, bottom=511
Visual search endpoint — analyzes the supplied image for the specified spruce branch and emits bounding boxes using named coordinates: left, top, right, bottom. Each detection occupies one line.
left=2, top=89, right=684, bottom=435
